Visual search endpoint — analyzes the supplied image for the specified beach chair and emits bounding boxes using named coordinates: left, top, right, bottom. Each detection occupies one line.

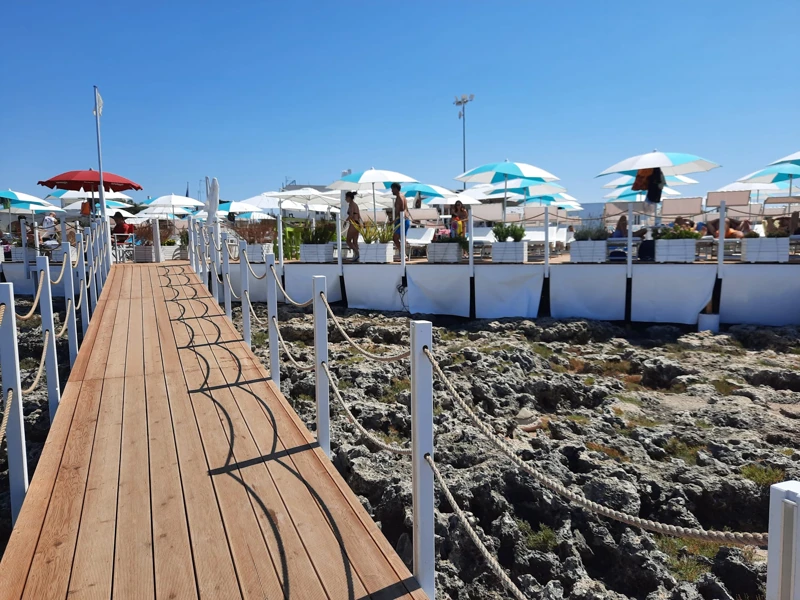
left=661, top=197, right=703, bottom=220
left=470, top=227, right=495, bottom=258
left=405, top=227, right=435, bottom=258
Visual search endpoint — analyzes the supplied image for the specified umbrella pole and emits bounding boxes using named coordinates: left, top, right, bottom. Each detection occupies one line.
left=373, top=183, right=377, bottom=224
left=503, top=176, right=507, bottom=224
left=544, top=206, right=550, bottom=277
left=277, top=201, right=284, bottom=270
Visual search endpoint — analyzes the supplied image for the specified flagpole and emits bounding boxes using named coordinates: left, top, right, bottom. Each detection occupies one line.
left=93, top=86, right=112, bottom=269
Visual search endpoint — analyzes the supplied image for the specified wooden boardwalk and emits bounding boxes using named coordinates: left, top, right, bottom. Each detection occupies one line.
left=0, top=263, right=425, bottom=600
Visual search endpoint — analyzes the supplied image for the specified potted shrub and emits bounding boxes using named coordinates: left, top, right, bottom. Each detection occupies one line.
left=655, top=227, right=700, bottom=263
left=178, top=229, right=190, bottom=260
left=133, top=223, right=155, bottom=263
left=299, top=222, right=336, bottom=262
left=353, top=222, right=394, bottom=263
left=427, top=233, right=466, bottom=263
left=491, top=223, right=527, bottom=263
left=741, top=230, right=790, bottom=263
left=570, top=225, right=608, bottom=263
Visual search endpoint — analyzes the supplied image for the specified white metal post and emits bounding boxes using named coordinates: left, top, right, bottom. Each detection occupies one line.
left=76, top=232, right=90, bottom=337
left=410, top=319, right=435, bottom=599
left=90, top=221, right=101, bottom=296
left=627, top=203, right=634, bottom=278
left=544, top=206, right=551, bottom=277
left=36, top=256, right=61, bottom=422
left=277, top=211, right=285, bottom=271
left=717, top=200, right=726, bottom=273
left=21, top=217, right=30, bottom=280
left=401, top=210, right=407, bottom=269
left=98, top=224, right=108, bottom=284
left=197, top=223, right=206, bottom=279
left=188, top=218, right=196, bottom=272
left=62, top=242, right=79, bottom=367
left=313, top=276, right=330, bottom=457
left=766, top=480, right=800, bottom=600
left=336, top=210, right=343, bottom=275
left=210, top=224, right=220, bottom=302
left=240, top=241, right=251, bottom=347
left=0, top=284, right=28, bottom=523
left=85, top=226, right=98, bottom=312
left=213, top=219, right=221, bottom=276
left=468, top=207, right=474, bottom=276
left=152, top=218, right=163, bottom=264
left=221, top=233, right=232, bottom=320
left=266, top=253, right=281, bottom=387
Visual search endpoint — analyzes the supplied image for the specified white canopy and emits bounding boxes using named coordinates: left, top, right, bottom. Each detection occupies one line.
left=147, top=193, right=204, bottom=208
left=139, top=205, right=190, bottom=216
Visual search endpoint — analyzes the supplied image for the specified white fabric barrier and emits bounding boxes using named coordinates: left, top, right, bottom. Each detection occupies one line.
left=549, top=265, right=627, bottom=321
left=284, top=264, right=342, bottom=304
left=407, top=265, right=470, bottom=317
left=720, top=264, right=800, bottom=326
left=631, top=264, right=716, bottom=325
left=474, top=265, right=543, bottom=319
left=343, top=265, right=405, bottom=312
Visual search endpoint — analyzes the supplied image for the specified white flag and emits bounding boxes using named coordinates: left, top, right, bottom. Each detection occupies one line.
left=93, top=88, right=103, bottom=116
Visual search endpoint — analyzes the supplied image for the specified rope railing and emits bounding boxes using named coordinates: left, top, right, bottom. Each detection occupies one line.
left=0, top=388, right=12, bottom=451
left=422, top=348, right=768, bottom=546
left=244, top=291, right=265, bottom=324
left=0, top=304, right=5, bottom=329
left=225, top=274, right=241, bottom=300
left=225, top=243, right=238, bottom=261
left=269, top=265, right=313, bottom=308
left=49, top=259, right=68, bottom=286
left=320, top=293, right=410, bottom=362
left=56, top=300, right=73, bottom=339
left=76, top=280, right=85, bottom=313
left=22, top=331, right=50, bottom=395
left=15, top=272, right=45, bottom=321
left=322, top=362, right=412, bottom=456
left=425, top=454, right=528, bottom=600
left=272, top=316, right=315, bottom=372
left=241, top=250, right=268, bottom=279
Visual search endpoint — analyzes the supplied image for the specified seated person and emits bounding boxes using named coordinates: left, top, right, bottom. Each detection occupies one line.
left=111, top=212, right=135, bottom=242
left=711, top=218, right=744, bottom=239
left=696, top=222, right=708, bottom=236
left=766, top=211, right=800, bottom=236
left=610, top=215, right=647, bottom=238
left=672, top=216, right=696, bottom=231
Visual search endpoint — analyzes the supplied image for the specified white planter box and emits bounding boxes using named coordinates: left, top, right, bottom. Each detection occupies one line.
left=741, top=237, right=790, bottom=263
left=427, top=243, right=461, bottom=264
left=161, top=245, right=180, bottom=260
left=245, top=243, right=272, bottom=262
left=359, top=243, right=394, bottom=264
left=570, top=241, right=606, bottom=263
left=300, top=243, right=335, bottom=263
left=10, top=247, right=38, bottom=263
left=492, top=241, right=528, bottom=263
left=134, top=246, right=155, bottom=263
left=656, top=239, right=697, bottom=263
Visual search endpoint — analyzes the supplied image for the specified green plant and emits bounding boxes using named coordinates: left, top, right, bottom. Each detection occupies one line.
left=573, top=224, right=609, bottom=241
left=163, top=238, right=177, bottom=246
left=744, top=231, right=760, bottom=239
left=740, top=464, right=785, bottom=487
left=767, top=229, right=789, bottom=237
left=664, top=437, right=705, bottom=465
left=530, top=342, right=553, bottom=359
left=710, top=378, right=741, bottom=396
left=282, top=227, right=301, bottom=259
left=515, top=519, right=557, bottom=553
left=433, top=234, right=469, bottom=251
left=492, top=223, right=525, bottom=242
left=300, top=222, right=336, bottom=244
left=660, top=227, right=701, bottom=240
left=179, top=229, right=190, bottom=245
left=656, top=536, right=722, bottom=582
left=586, top=441, right=629, bottom=462
left=566, top=414, right=590, bottom=424
left=354, top=221, right=393, bottom=244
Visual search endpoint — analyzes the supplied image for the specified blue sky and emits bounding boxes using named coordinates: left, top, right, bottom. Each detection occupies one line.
left=2, top=1, right=798, bottom=205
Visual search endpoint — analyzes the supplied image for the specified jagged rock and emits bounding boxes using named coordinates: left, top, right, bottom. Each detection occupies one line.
left=711, top=547, right=766, bottom=600
left=641, top=358, right=698, bottom=389
left=695, top=572, right=735, bottom=600
left=583, top=475, right=642, bottom=515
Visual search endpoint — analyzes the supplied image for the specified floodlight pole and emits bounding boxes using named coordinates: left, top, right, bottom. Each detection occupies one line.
left=455, top=94, right=474, bottom=190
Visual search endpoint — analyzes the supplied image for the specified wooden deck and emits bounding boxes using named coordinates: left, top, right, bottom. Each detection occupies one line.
left=0, top=263, right=425, bottom=600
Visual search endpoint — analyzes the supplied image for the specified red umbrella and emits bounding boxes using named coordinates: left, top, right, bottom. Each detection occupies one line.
left=38, top=169, right=142, bottom=192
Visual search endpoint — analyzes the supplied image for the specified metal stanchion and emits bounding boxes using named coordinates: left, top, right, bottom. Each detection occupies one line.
left=76, top=232, right=90, bottom=336
left=62, top=242, right=79, bottom=366
left=766, top=480, right=800, bottom=599
left=36, top=256, right=61, bottom=422
left=266, top=253, right=280, bottom=387
left=222, top=233, right=232, bottom=319
left=85, top=226, right=98, bottom=312
left=313, top=276, right=330, bottom=457
left=240, top=241, right=251, bottom=347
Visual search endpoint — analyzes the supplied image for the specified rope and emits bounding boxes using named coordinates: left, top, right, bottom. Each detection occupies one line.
left=272, top=317, right=314, bottom=371
left=321, top=294, right=410, bottom=362
left=423, top=348, right=768, bottom=546
left=225, top=274, right=241, bottom=299
left=226, top=243, right=238, bottom=260
left=269, top=266, right=313, bottom=308
left=323, top=362, right=412, bottom=456
left=76, top=280, right=85, bottom=312
left=22, top=331, right=50, bottom=394
left=425, top=454, right=528, bottom=600
left=0, top=389, right=12, bottom=450
left=241, top=250, right=268, bottom=279
left=16, top=271, right=45, bottom=321
left=0, top=304, right=5, bottom=329
left=56, top=300, right=72, bottom=338
left=49, top=259, right=68, bottom=285
left=244, top=291, right=265, bottom=324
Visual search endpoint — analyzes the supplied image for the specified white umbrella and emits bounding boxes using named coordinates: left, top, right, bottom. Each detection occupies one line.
left=242, top=212, right=275, bottom=221
left=604, top=185, right=682, bottom=200
left=205, top=177, right=220, bottom=222
left=218, top=201, right=261, bottom=213
left=45, top=189, right=134, bottom=205
left=62, top=200, right=131, bottom=211
left=427, top=193, right=482, bottom=206
left=139, top=205, right=190, bottom=216
left=193, top=209, right=229, bottom=221
left=598, top=151, right=720, bottom=177
left=770, top=151, right=800, bottom=166
left=245, top=193, right=306, bottom=213
left=274, top=187, right=340, bottom=206
left=602, top=174, right=699, bottom=188
left=147, top=193, right=204, bottom=208
left=328, top=168, right=417, bottom=221
left=0, top=190, right=50, bottom=204
left=106, top=208, right=136, bottom=219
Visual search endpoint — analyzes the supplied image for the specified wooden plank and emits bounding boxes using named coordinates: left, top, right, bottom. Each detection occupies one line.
left=113, top=374, right=154, bottom=597
left=0, top=382, right=83, bottom=600
left=150, top=266, right=243, bottom=598
left=145, top=369, right=197, bottom=599
left=67, top=377, right=125, bottom=599
left=84, top=267, right=130, bottom=381
left=141, top=267, right=162, bottom=376
left=21, top=379, right=104, bottom=600
left=124, top=267, right=144, bottom=378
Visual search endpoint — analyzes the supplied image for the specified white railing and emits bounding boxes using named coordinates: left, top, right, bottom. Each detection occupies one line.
left=190, top=217, right=798, bottom=600
left=0, top=218, right=110, bottom=524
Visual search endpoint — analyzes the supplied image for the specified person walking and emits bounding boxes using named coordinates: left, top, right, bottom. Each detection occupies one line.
left=391, top=183, right=410, bottom=257
left=344, top=191, right=362, bottom=262
left=42, top=212, right=58, bottom=242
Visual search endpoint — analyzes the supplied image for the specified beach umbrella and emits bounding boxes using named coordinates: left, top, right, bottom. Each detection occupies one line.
left=739, top=163, right=800, bottom=197
left=328, top=168, right=417, bottom=222
left=45, top=189, right=134, bottom=205
left=139, top=205, right=189, bottom=217
left=0, top=190, right=50, bottom=204
left=239, top=212, right=275, bottom=221
left=770, top=151, right=800, bottom=167
left=401, top=183, right=457, bottom=199
left=717, top=180, right=789, bottom=203
left=205, top=177, right=220, bottom=223
left=425, top=194, right=481, bottom=206
left=147, top=193, right=204, bottom=208
left=597, top=151, right=720, bottom=177
left=38, top=169, right=142, bottom=192
left=604, top=185, right=682, bottom=200
left=602, top=174, right=698, bottom=189
left=218, top=201, right=261, bottom=214
left=243, top=193, right=307, bottom=213
left=6, top=201, right=64, bottom=214
left=62, top=199, right=131, bottom=212
left=457, top=161, right=560, bottom=222
left=273, top=187, right=339, bottom=205
left=193, top=209, right=228, bottom=221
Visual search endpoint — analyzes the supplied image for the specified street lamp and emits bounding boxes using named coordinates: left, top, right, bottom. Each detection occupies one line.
left=454, top=94, right=475, bottom=189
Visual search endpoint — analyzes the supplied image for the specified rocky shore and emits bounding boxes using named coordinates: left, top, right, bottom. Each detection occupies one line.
left=2, top=297, right=798, bottom=600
